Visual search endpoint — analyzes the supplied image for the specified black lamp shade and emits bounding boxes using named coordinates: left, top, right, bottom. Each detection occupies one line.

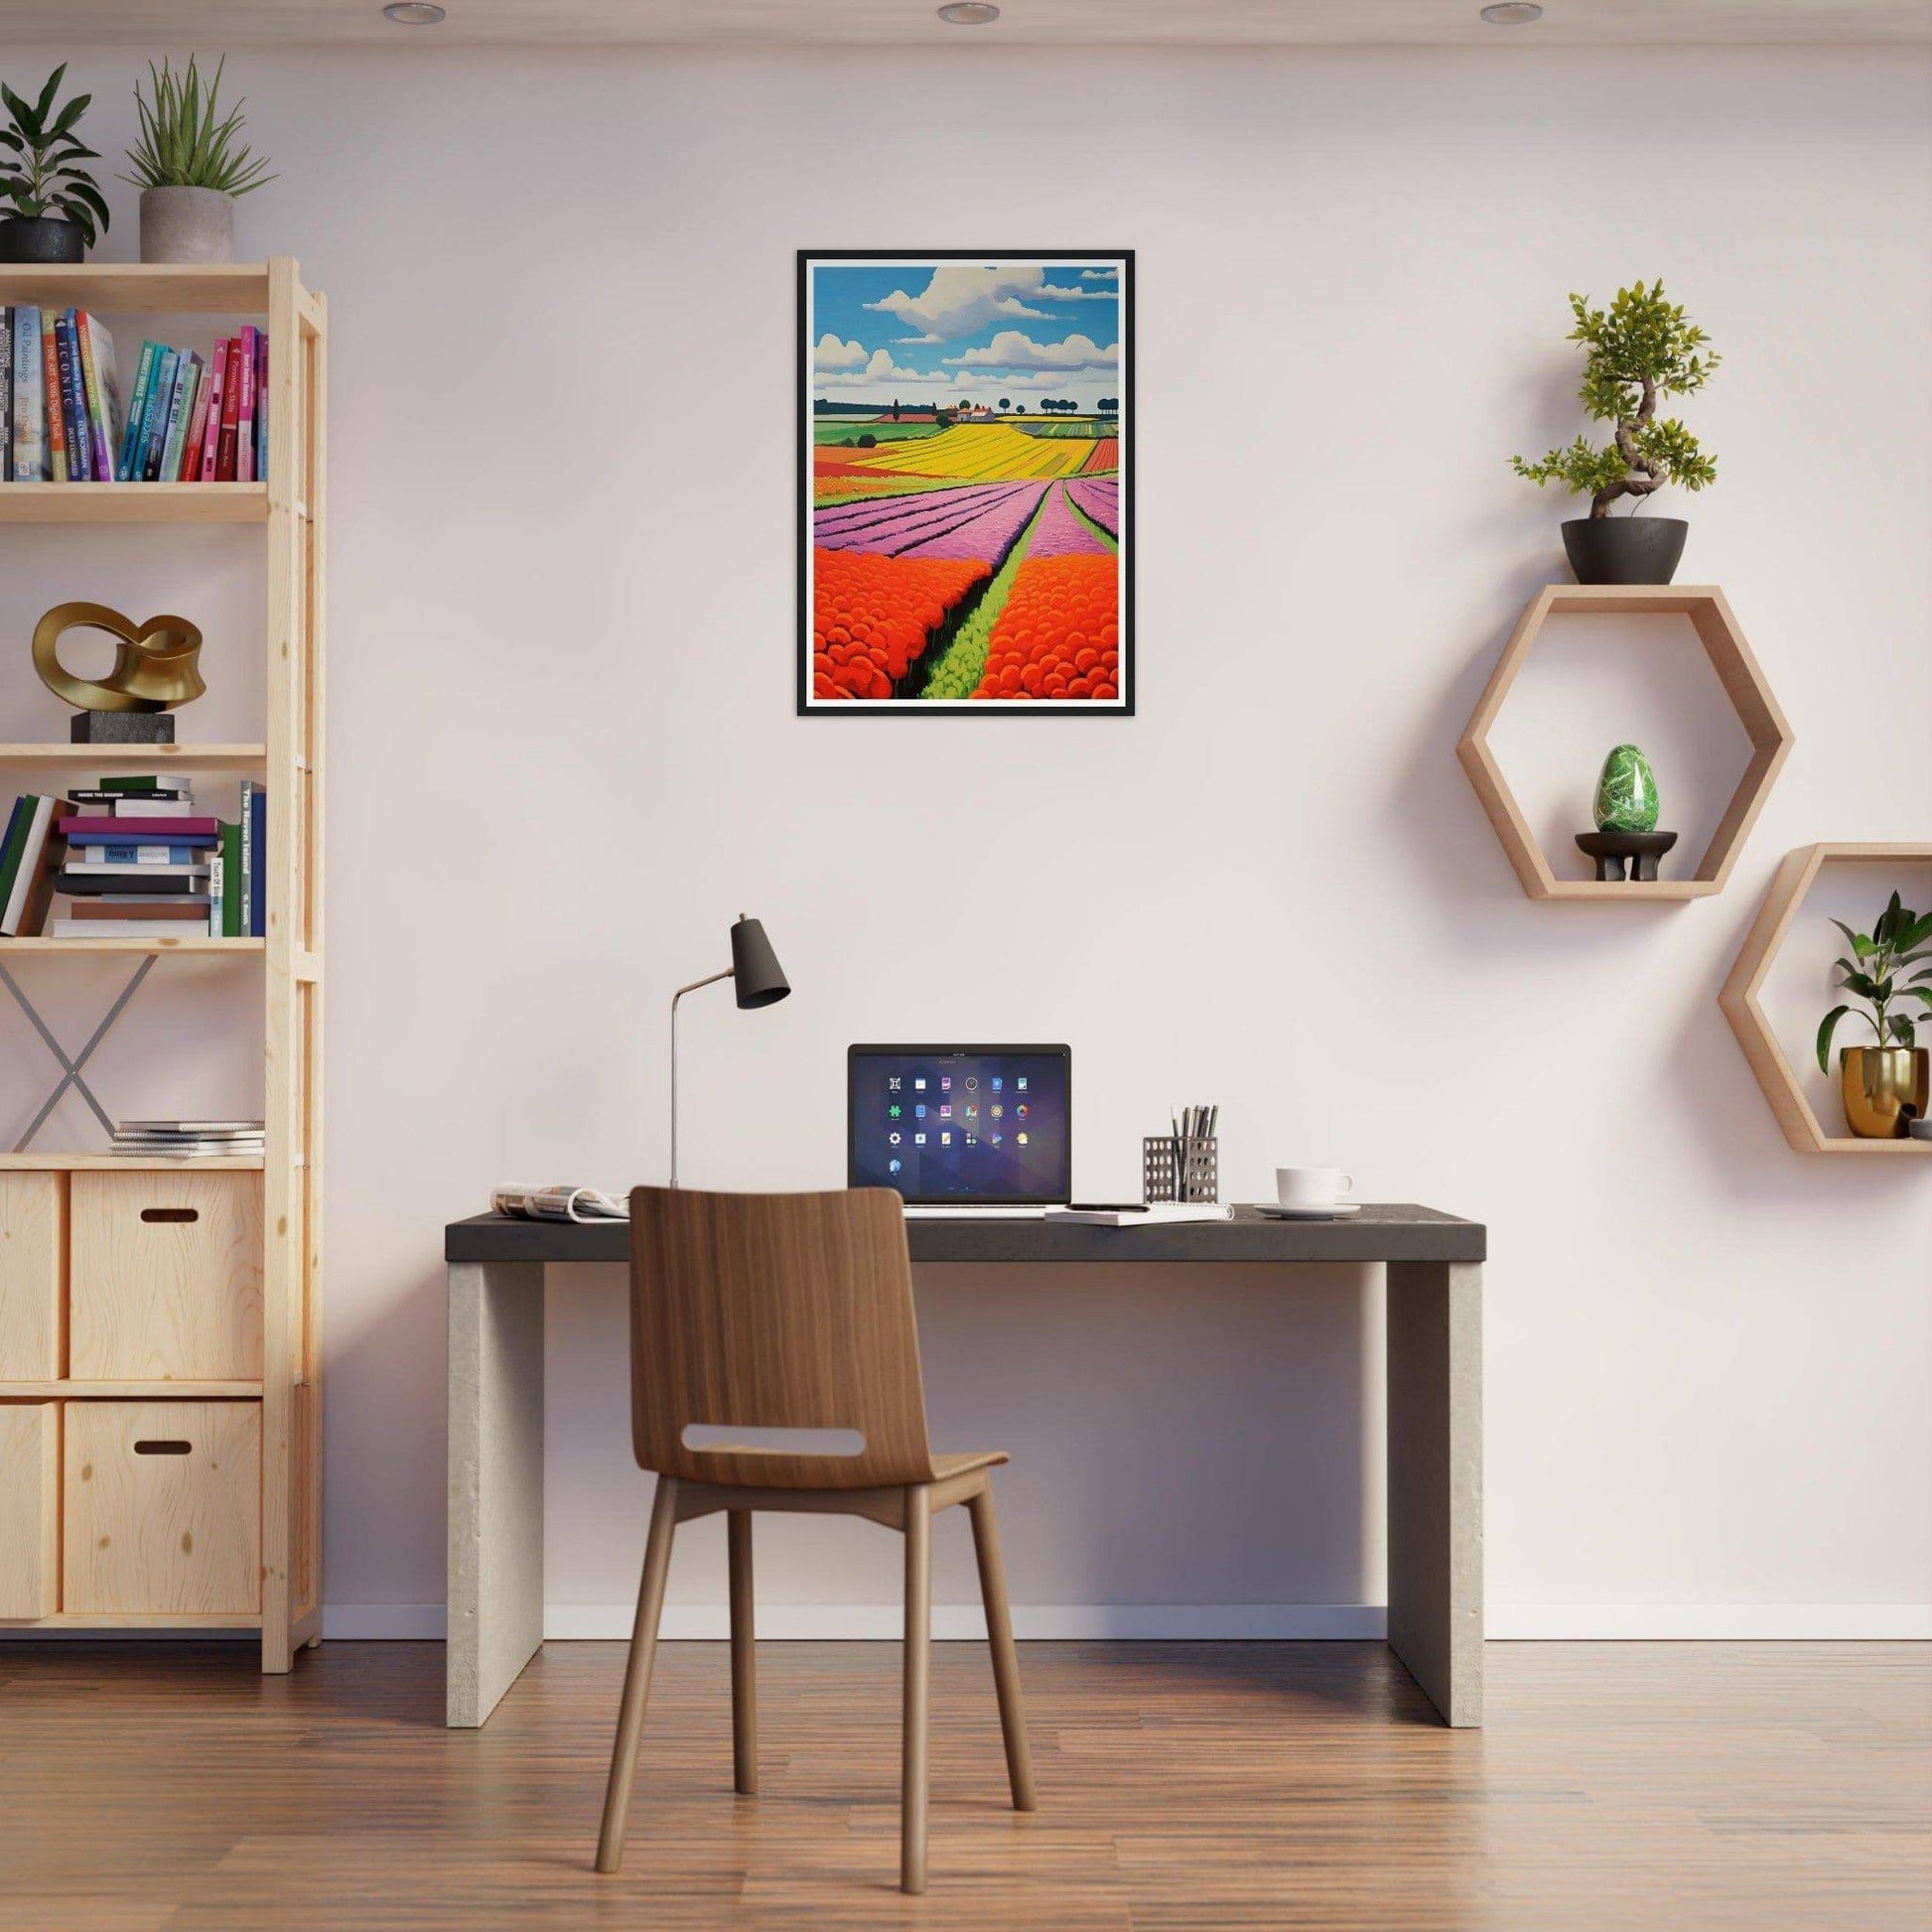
left=730, top=915, right=790, bottom=1009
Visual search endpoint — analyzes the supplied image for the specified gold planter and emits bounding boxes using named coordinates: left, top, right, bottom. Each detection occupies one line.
left=1840, top=1045, right=1930, bottom=1139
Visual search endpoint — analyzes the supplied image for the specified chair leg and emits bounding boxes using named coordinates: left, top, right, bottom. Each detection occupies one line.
left=901, top=1483, right=932, bottom=1896
left=595, top=1475, right=680, bottom=1874
left=967, top=1485, right=1037, bottom=1812
left=728, top=1509, right=758, bottom=1796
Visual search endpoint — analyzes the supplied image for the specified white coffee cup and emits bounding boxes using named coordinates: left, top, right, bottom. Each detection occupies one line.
left=1276, top=1167, right=1354, bottom=1210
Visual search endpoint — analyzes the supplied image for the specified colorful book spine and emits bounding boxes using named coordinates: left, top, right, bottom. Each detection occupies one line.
left=216, top=339, right=243, bottom=481
left=1, top=795, right=59, bottom=936
left=207, top=848, right=224, bottom=936
left=56, top=312, right=90, bottom=481
left=40, top=311, right=67, bottom=483
left=76, top=844, right=206, bottom=865
left=179, top=352, right=214, bottom=481
left=76, top=312, right=120, bottom=483
left=235, top=326, right=258, bottom=485
left=198, top=340, right=228, bottom=481
left=118, top=340, right=159, bottom=481
left=220, top=820, right=242, bottom=937
left=1, top=307, right=12, bottom=483
left=12, top=307, right=44, bottom=481
left=0, top=798, right=30, bottom=907
left=138, top=347, right=179, bottom=483
left=159, top=354, right=200, bottom=484
left=248, top=785, right=267, bottom=937
left=254, top=331, right=268, bottom=480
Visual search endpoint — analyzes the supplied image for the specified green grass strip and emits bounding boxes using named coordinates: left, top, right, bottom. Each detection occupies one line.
left=917, top=493, right=1051, bottom=700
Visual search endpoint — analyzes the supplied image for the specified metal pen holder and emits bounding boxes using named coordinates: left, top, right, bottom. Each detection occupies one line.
left=1143, top=1135, right=1218, bottom=1205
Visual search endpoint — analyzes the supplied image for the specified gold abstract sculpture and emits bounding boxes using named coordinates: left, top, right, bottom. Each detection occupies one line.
left=33, top=602, right=206, bottom=714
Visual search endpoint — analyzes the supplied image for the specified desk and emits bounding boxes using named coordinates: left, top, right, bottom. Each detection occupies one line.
left=444, top=1203, right=1484, bottom=1730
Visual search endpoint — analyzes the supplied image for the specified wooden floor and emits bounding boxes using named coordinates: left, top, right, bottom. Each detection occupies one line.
left=0, top=1640, right=1925, bottom=1930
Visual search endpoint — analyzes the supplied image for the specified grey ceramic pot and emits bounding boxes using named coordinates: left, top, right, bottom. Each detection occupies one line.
left=0, top=215, right=85, bottom=263
left=1561, top=516, right=1689, bottom=586
left=139, top=187, right=236, bottom=265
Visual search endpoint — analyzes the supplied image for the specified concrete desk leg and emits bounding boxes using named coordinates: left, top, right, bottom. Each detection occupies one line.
left=447, top=1260, right=546, bottom=1727
left=1386, top=1260, right=1483, bottom=1726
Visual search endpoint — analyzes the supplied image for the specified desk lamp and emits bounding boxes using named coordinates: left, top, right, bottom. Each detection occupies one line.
left=668, top=915, right=790, bottom=1186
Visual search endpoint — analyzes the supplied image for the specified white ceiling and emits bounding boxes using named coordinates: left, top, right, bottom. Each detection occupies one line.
left=9, top=0, right=1931, bottom=47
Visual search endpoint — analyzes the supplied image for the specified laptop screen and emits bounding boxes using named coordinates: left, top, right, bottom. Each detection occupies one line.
left=848, top=1044, right=1071, bottom=1204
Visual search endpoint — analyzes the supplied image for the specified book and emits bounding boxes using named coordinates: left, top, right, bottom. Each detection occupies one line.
left=239, top=780, right=255, bottom=936
left=1, top=306, right=10, bottom=482
left=1, top=795, right=61, bottom=935
left=247, top=784, right=267, bottom=937
left=254, top=331, right=268, bottom=480
left=198, top=339, right=227, bottom=481
left=236, top=326, right=258, bottom=484
left=61, top=815, right=220, bottom=840
left=11, top=306, right=44, bottom=480
left=71, top=844, right=207, bottom=863
left=76, top=312, right=120, bottom=483
left=1043, top=1203, right=1234, bottom=1227
left=216, top=338, right=243, bottom=481
left=98, top=773, right=175, bottom=794
left=159, top=353, right=201, bottom=484
left=179, top=350, right=214, bottom=481
left=39, top=311, right=66, bottom=483
left=57, top=868, right=210, bottom=896
left=207, top=847, right=223, bottom=935
left=219, top=819, right=241, bottom=937
left=0, top=797, right=31, bottom=909
left=59, top=859, right=209, bottom=877
left=48, top=918, right=208, bottom=939
left=118, top=340, right=159, bottom=480
left=138, top=346, right=179, bottom=483
left=55, top=311, right=88, bottom=481
left=67, top=899, right=210, bottom=920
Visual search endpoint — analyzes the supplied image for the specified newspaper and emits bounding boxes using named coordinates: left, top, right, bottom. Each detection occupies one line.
left=490, top=1184, right=630, bottom=1224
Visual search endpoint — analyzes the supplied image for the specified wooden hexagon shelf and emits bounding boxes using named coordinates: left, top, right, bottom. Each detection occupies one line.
left=1720, top=842, right=1932, bottom=1158
left=1457, top=585, right=1794, bottom=900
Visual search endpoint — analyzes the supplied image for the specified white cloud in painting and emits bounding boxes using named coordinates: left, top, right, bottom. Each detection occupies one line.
left=811, top=333, right=869, bottom=371
left=1035, top=283, right=1114, bottom=301
left=1079, top=267, right=1118, bottom=280
left=943, top=331, right=1120, bottom=372
left=894, top=333, right=943, bottom=345
left=864, top=264, right=1085, bottom=339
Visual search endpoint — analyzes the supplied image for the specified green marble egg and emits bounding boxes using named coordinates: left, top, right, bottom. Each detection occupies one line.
left=1593, top=744, right=1659, bottom=833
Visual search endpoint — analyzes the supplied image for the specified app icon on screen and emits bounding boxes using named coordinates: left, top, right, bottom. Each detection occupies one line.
left=1016, top=1076, right=1028, bottom=1091
left=1016, top=1103, right=1029, bottom=1120
left=989, top=1132, right=1003, bottom=1147
left=940, top=1076, right=952, bottom=1091
left=914, top=1134, right=926, bottom=1145
left=1017, top=1133, right=1029, bottom=1146
left=965, top=1076, right=978, bottom=1091
left=914, top=1104, right=926, bottom=1119
left=889, top=1158, right=902, bottom=1174
left=889, top=1076, right=901, bottom=1092
left=889, top=1104, right=901, bottom=1119
left=889, top=1132, right=900, bottom=1146
left=914, top=1077, right=926, bottom=1090
left=965, top=1134, right=977, bottom=1147
left=991, top=1105, right=1003, bottom=1120
left=991, top=1076, right=1003, bottom=1092
left=940, top=1132, right=951, bottom=1146
left=939, top=1105, right=951, bottom=1118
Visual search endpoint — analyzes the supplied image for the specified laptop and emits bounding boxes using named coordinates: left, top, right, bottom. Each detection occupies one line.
left=848, top=1043, right=1071, bottom=1216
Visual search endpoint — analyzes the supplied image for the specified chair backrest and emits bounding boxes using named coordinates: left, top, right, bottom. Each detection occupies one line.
left=626, top=1185, right=938, bottom=1490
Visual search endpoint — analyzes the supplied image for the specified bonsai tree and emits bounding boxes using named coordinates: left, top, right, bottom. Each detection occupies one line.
left=1513, top=281, right=1718, bottom=518
left=1817, top=892, right=1932, bottom=1071
left=0, top=65, right=110, bottom=246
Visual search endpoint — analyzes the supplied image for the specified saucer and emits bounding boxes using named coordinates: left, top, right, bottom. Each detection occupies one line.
left=1253, top=1201, right=1361, bottom=1220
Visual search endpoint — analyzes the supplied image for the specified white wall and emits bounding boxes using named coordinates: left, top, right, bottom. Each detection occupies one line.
left=4, top=43, right=1928, bottom=1640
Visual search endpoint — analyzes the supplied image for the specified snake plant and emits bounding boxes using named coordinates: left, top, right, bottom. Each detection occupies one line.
left=123, top=57, right=275, bottom=199
left=0, top=65, right=111, bottom=244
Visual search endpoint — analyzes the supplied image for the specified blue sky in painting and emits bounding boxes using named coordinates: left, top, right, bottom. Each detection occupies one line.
left=810, top=258, right=1123, bottom=409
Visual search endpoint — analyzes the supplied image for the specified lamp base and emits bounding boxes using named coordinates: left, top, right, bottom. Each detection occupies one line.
left=70, top=711, right=176, bottom=744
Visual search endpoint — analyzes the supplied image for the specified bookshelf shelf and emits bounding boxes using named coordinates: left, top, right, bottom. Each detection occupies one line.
left=0, top=936, right=265, bottom=954
left=0, top=744, right=267, bottom=766
left=0, top=483, right=267, bottom=524
left=0, top=259, right=325, bottom=1674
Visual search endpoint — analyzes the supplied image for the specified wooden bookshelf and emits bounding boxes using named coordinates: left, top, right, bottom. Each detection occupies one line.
left=0, top=260, right=327, bottom=1666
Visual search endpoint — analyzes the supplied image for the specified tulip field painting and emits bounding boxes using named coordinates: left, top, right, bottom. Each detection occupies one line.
left=799, top=251, right=1133, bottom=715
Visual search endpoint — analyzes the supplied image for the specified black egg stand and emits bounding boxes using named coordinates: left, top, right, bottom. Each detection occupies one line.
left=1575, top=829, right=1679, bottom=883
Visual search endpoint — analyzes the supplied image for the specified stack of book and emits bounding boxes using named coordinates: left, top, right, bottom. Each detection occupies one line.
left=111, top=1119, right=265, bottom=1160
left=0, top=776, right=267, bottom=938
left=2, top=308, right=266, bottom=484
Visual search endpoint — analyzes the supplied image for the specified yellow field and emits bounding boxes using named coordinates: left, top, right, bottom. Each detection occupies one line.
left=852, top=423, right=1095, bottom=482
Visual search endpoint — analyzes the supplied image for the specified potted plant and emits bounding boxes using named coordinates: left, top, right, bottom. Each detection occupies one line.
left=1816, top=893, right=1932, bottom=1139
left=1512, top=281, right=1719, bottom=586
left=122, top=57, right=273, bottom=265
left=0, top=66, right=110, bottom=264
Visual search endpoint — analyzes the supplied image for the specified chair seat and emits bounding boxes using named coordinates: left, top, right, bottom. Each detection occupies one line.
left=930, top=1450, right=1008, bottom=1481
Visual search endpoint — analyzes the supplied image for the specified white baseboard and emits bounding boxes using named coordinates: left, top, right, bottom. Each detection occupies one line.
left=1488, top=1603, right=1932, bottom=1640
left=307, top=1601, right=1932, bottom=1643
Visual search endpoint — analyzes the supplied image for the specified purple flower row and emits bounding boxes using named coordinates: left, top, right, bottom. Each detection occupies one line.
left=1026, top=483, right=1112, bottom=559
left=821, top=482, right=1049, bottom=561
left=901, top=483, right=1053, bottom=564
left=815, top=480, right=1024, bottom=543
left=1064, top=479, right=1119, bottom=537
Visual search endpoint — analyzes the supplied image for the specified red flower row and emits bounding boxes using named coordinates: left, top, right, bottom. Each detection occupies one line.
left=811, top=548, right=990, bottom=700
left=971, top=556, right=1120, bottom=701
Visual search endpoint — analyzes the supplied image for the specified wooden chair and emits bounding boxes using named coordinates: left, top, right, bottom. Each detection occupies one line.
left=595, top=1185, right=1037, bottom=1895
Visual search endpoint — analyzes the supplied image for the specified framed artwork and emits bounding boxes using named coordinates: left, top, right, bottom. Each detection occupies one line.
left=799, top=249, right=1133, bottom=715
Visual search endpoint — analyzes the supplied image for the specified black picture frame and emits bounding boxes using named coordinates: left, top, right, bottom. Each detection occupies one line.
left=798, top=249, right=1135, bottom=718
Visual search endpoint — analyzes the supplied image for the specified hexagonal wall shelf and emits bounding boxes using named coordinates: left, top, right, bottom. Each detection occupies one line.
left=1720, top=842, right=1932, bottom=1158
left=1456, top=585, right=1794, bottom=900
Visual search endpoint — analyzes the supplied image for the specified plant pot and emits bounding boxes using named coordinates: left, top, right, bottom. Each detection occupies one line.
left=1840, top=1045, right=1930, bottom=1139
left=0, top=215, right=85, bottom=264
left=139, top=187, right=236, bottom=265
left=1561, top=517, right=1689, bottom=586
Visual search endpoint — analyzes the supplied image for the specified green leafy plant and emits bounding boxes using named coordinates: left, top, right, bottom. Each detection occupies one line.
left=1512, top=281, right=1719, bottom=518
left=0, top=65, right=110, bottom=244
left=122, top=57, right=274, bottom=198
left=1816, top=893, right=1932, bottom=1071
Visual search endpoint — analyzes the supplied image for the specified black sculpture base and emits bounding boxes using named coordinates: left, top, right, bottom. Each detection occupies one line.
left=69, top=712, right=175, bottom=744
left=1576, top=829, right=1679, bottom=882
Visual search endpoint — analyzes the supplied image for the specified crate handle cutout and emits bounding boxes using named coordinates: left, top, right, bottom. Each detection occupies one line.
left=681, top=1424, right=865, bottom=1457
left=133, top=1439, right=193, bottom=1455
left=140, top=1207, right=200, bottom=1224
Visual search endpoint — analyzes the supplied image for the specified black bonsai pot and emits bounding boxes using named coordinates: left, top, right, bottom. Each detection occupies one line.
left=0, top=215, right=85, bottom=264
left=1562, top=516, right=1688, bottom=586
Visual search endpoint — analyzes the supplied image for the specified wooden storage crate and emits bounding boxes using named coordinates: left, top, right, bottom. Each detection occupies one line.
left=63, top=1401, right=261, bottom=1615
left=0, top=1403, right=61, bottom=1617
left=69, top=1172, right=263, bottom=1382
left=0, top=1172, right=66, bottom=1380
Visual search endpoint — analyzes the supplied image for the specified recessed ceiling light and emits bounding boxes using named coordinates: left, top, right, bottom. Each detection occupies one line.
left=1479, top=2, right=1543, bottom=21
left=383, top=1, right=446, bottom=21
left=938, top=2, right=1001, bottom=23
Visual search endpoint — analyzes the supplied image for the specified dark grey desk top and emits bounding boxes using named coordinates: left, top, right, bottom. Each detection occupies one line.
left=446, top=1202, right=1483, bottom=1266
